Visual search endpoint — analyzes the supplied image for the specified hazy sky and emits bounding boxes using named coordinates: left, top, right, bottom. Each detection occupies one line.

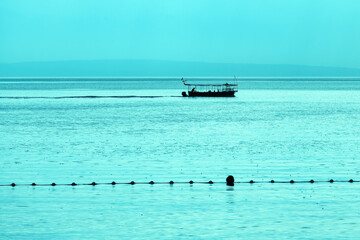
left=1, top=0, right=360, bottom=68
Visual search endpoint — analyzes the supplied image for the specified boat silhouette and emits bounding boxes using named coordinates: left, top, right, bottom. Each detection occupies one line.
left=181, top=77, right=238, bottom=97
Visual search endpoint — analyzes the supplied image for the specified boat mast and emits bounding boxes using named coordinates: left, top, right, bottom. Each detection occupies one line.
left=181, top=77, right=189, bottom=86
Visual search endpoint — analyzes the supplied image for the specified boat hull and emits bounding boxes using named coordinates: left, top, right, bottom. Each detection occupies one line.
left=186, top=91, right=236, bottom=97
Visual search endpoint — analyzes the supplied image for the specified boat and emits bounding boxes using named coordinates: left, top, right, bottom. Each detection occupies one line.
left=181, top=77, right=238, bottom=97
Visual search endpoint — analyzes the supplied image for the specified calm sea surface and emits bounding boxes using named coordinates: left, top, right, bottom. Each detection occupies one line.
left=1, top=78, right=360, bottom=239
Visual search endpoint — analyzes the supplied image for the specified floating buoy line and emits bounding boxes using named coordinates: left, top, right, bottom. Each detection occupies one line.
left=1, top=176, right=358, bottom=187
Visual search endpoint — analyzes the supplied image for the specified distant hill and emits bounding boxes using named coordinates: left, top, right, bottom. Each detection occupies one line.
left=1, top=59, right=360, bottom=77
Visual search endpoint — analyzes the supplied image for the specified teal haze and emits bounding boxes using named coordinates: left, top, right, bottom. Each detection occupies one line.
left=1, top=0, right=360, bottom=75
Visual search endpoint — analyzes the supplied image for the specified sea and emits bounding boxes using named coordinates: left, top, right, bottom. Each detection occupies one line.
left=0, top=78, right=360, bottom=239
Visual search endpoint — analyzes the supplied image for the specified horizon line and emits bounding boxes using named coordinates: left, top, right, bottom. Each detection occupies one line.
left=1, top=76, right=360, bottom=80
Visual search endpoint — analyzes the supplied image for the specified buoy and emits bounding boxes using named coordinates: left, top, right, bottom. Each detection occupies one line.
left=2, top=177, right=360, bottom=188
left=226, top=175, right=235, bottom=186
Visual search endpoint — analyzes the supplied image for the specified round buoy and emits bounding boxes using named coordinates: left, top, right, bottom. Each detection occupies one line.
left=169, top=181, right=174, bottom=184
left=349, top=179, right=354, bottom=183
left=270, top=180, right=275, bottom=183
left=71, top=182, right=77, bottom=186
left=31, top=183, right=36, bottom=186
left=189, top=180, right=194, bottom=184
left=91, top=182, right=96, bottom=186
left=249, top=180, right=254, bottom=184
left=226, top=175, right=235, bottom=186
left=329, top=179, right=334, bottom=183
left=111, top=181, right=116, bottom=185
left=149, top=181, right=154, bottom=184
left=51, top=183, right=56, bottom=186
left=11, top=183, right=16, bottom=187
left=310, top=180, right=314, bottom=183
left=130, top=181, right=135, bottom=185
left=208, top=180, right=214, bottom=184
left=290, top=180, right=295, bottom=184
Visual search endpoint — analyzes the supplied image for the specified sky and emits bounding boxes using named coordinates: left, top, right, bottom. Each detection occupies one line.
left=1, top=0, right=360, bottom=68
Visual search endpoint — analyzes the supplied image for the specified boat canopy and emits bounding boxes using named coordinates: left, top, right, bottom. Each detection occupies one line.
left=181, top=77, right=238, bottom=92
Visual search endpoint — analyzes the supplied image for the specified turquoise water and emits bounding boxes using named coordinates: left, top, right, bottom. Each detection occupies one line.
left=1, top=79, right=360, bottom=239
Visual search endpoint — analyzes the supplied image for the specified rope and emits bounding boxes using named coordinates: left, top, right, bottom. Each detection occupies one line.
left=1, top=179, right=358, bottom=187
